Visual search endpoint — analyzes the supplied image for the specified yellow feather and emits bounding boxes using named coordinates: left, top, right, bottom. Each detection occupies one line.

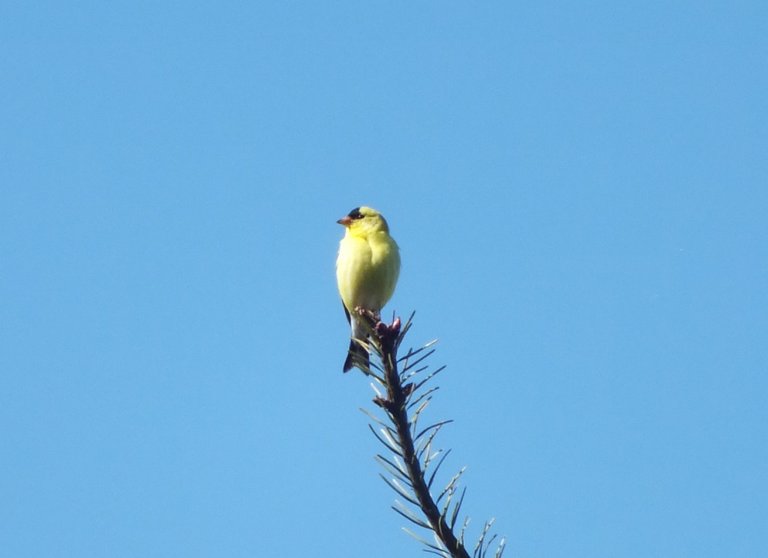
left=336, top=206, right=400, bottom=372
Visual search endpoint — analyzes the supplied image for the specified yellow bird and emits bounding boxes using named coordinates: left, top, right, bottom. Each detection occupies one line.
left=336, top=206, right=401, bottom=372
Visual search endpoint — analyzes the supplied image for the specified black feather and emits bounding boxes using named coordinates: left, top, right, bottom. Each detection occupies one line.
left=343, top=338, right=369, bottom=373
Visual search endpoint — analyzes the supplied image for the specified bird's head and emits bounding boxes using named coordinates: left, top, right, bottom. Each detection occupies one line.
left=337, top=206, right=390, bottom=236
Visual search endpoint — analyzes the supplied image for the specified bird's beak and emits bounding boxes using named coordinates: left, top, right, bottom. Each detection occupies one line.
left=337, top=216, right=353, bottom=226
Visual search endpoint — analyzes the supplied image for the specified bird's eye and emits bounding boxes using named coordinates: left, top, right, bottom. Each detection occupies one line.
left=348, top=208, right=364, bottom=220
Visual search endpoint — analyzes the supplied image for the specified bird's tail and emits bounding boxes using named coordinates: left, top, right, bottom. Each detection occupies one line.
left=343, top=316, right=371, bottom=372
left=343, top=337, right=369, bottom=373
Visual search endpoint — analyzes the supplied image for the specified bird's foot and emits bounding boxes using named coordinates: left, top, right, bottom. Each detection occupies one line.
left=353, top=307, right=401, bottom=346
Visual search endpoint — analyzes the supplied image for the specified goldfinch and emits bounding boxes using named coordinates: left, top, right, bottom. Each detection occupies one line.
left=336, top=206, right=400, bottom=372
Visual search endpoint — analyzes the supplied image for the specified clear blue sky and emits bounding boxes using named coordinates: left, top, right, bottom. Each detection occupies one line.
left=2, top=2, right=766, bottom=557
